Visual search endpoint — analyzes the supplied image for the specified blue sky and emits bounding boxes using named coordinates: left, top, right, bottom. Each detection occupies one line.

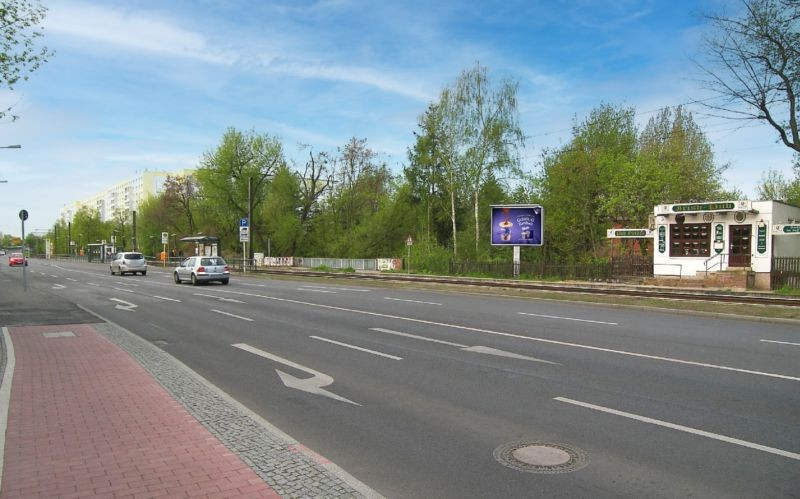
left=0, top=0, right=794, bottom=239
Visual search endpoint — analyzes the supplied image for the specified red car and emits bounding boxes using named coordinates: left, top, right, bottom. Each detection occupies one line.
left=8, top=253, right=27, bottom=266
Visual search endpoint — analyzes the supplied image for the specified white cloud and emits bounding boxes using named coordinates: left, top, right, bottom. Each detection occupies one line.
left=44, top=1, right=234, bottom=65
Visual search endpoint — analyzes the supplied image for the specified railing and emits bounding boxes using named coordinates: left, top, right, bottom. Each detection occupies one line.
left=653, top=263, right=683, bottom=277
left=771, top=256, right=800, bottom=290
left=704, top=253, right=727, bottom=276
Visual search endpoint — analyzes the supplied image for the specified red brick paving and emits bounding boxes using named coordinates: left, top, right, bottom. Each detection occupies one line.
left=1, top=324, right=280, bottom=498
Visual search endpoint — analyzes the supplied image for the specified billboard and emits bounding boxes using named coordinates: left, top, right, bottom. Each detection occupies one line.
left=490, top=205, right=543, bottom=246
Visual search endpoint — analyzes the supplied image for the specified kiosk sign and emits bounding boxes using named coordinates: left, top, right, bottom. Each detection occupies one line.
left=490, top=205, right=543, bottom=246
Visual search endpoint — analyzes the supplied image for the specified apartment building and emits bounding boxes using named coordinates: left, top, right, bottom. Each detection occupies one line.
left=60, top=169, right=194, bottom=223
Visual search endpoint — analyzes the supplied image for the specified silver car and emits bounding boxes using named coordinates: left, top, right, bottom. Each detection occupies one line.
left=173, top=256, right=229, bottom=285
left=110, top=252, right=147, bottom=276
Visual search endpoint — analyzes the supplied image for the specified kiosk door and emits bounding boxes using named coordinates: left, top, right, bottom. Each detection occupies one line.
left=728, top=225, right=751, bottom=267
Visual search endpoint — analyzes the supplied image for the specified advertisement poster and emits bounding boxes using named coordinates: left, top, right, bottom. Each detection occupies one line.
left=490, top=205, right=544, bottom=246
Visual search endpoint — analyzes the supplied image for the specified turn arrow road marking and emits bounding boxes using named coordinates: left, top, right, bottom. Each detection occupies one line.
left=232, top=343, right=360, bottom=406
left=110, top=298, right=138, bottom=312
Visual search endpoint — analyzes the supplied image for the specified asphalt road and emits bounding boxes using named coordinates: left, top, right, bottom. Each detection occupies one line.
left=2, top=259, right=798, bottom=498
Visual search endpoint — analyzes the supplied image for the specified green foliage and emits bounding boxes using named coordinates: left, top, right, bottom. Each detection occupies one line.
left=195, top=128, right=286, bottom=255
left=0, top=0, right=53, bottom=121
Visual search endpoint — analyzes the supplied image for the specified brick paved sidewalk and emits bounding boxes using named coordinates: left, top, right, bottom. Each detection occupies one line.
left=1, top=323, right=280, bottom=498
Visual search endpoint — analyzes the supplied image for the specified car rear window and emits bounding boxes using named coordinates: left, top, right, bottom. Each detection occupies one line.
left=201, top=257, right=225, bottom=266
left=124, top=253, right=144, bottom=260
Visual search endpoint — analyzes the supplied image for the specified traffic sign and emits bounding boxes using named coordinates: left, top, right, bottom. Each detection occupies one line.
left=161, top=232, right=169, bottom=244
left=240, top=217, right=249, bottom=227
left=19, top=209, right=28, bottom=221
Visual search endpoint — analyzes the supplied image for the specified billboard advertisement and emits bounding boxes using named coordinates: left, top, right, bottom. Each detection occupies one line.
left=490, top=205, right=544, bottom=246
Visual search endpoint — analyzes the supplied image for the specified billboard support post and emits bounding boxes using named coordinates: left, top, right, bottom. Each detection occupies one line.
left=513, top=245, right=520, bottom=278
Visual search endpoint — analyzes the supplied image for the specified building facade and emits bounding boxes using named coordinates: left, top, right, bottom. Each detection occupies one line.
left=652, top=200, right=800, bottom=289
left=60, top=169, right=194, bottom=223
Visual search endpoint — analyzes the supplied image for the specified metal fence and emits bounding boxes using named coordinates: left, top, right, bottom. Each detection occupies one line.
left=771, top=256, right=800, bottom=289
left=295, top=258, right=378, bottom=271
left=450, top=256, right=654, bottom=282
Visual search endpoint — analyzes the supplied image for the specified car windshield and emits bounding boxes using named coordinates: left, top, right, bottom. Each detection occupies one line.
left=124, top=253, right=143, bottom=260
left=11, top=253, right=23, bottom=258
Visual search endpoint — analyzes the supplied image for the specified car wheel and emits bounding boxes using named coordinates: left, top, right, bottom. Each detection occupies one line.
left=221, top=279, right=229, bottom=285
left=174, top=272, right=181, bottom=284
left=110, top=267, right=115, bottom=275
left=191, top=273, right=198, bottom=286
left=142, top=271, right=147, bottom=276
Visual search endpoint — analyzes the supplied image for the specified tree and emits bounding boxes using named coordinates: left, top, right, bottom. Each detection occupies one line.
left=453, top=62, right=525, bottom=254
left=0, top=0, right=53, bottom=121
left=195, top=128, right=285, bottom=254
left=697, top=0, right=800, bottom=153
left=756, top=167, right=800, bottom=204
left=537, top=105, right=638, bottom=259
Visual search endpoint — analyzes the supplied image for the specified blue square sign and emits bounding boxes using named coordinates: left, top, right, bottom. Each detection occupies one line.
left=240, top=218, right=249, bottom=227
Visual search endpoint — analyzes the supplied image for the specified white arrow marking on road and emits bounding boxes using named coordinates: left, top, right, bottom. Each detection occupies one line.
left=461, top=346, right=559, bottom=364
left=52, top=283, right=66, bottom=290
left=193, top=293, right=245, bottom=303
left=110, top=298, right=138, bottom=312
left=369, top=328, right=558, bottom=364
left=519, top=312, right=618, bottom=326
left=232, top=343, right=360, bottom=406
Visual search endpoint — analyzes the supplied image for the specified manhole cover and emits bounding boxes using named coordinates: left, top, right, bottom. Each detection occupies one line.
left=494, top=441, right=588, bottom=474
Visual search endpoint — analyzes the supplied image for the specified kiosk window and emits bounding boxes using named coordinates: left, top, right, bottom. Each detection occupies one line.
left=670, top=223, right=711, bottom=257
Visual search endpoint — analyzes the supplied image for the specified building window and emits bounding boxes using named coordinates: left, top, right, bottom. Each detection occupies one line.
left=670, top=223, right=711, bottom=257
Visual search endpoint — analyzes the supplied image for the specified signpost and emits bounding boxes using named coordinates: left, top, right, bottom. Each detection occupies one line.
left=406, top=235, right=413, bottom=274
left=240, top=218, right=249, bottom=273
left=19, top=209, right=28, bottom=292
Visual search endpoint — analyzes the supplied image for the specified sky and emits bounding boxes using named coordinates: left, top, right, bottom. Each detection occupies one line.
left=0, top=0, right=796, bottom=239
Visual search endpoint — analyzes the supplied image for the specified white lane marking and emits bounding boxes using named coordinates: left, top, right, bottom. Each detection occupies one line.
left=113, top=287, right=135, bottom=293
left=242, top=283, right=267, bottom=287
left=215, top=289, right=800, bottom=382
left=110, top=298, right=137, bottom=312
left=87, top=282, right=100, bottom=287
left=518, top=312, right=618, bottom=326
left=232, top=343, right=359, bottom=405
left=52, top=284, right=66, bottom=290
left=369, top=328, right=558, bottom=364
left=211, top=309, right=253, bottom=322
left=370, top=327, right=467, bottom=347
left=298, top=288, right=337, bottom=293
left=555, top=397, right=800, bottom=461
left=153, top=295, right=182, bottom=302
left=66, top=277, right=77, bottom=282
left=760, top=339, right=800, bottom=347
left=302, top=285, right=370, bottom=292
left=310, top=335, right=402, bottom=360
left=114, top=281, right=138, bottom=286
left=384, top=297, right=441, bottom=306
left=194, top=293, right=245, bottom=303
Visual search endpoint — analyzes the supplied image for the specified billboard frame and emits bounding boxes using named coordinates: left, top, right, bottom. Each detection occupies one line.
left=490, top=204, right=544, bottom=247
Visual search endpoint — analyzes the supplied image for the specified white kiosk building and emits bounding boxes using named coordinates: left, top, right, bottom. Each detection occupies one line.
left=652, top=200, right=800, bottom=290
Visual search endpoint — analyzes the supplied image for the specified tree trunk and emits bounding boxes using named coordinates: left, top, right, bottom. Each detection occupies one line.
left=450, top=188, right=458, bottom=259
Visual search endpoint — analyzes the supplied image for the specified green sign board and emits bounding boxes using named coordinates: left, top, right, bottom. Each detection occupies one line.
left=757, top=224, right=767, bottom=254
left=610, top=229, right=650, bottom=238
left=658, top=226, right=666, bottom=253
left=780, top=225, right=800, bottom=234
left=714, top=224, right=724, bottom=254
left=672, top=202, right=736, bottom=213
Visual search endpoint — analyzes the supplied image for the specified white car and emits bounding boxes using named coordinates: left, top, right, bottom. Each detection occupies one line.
left=174, top=256, right=229, bottom=285
left=110, top=252, right=147, bottom=276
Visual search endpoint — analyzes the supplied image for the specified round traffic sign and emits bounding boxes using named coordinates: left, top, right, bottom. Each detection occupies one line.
left=19, top=209, right=28, bottom=221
